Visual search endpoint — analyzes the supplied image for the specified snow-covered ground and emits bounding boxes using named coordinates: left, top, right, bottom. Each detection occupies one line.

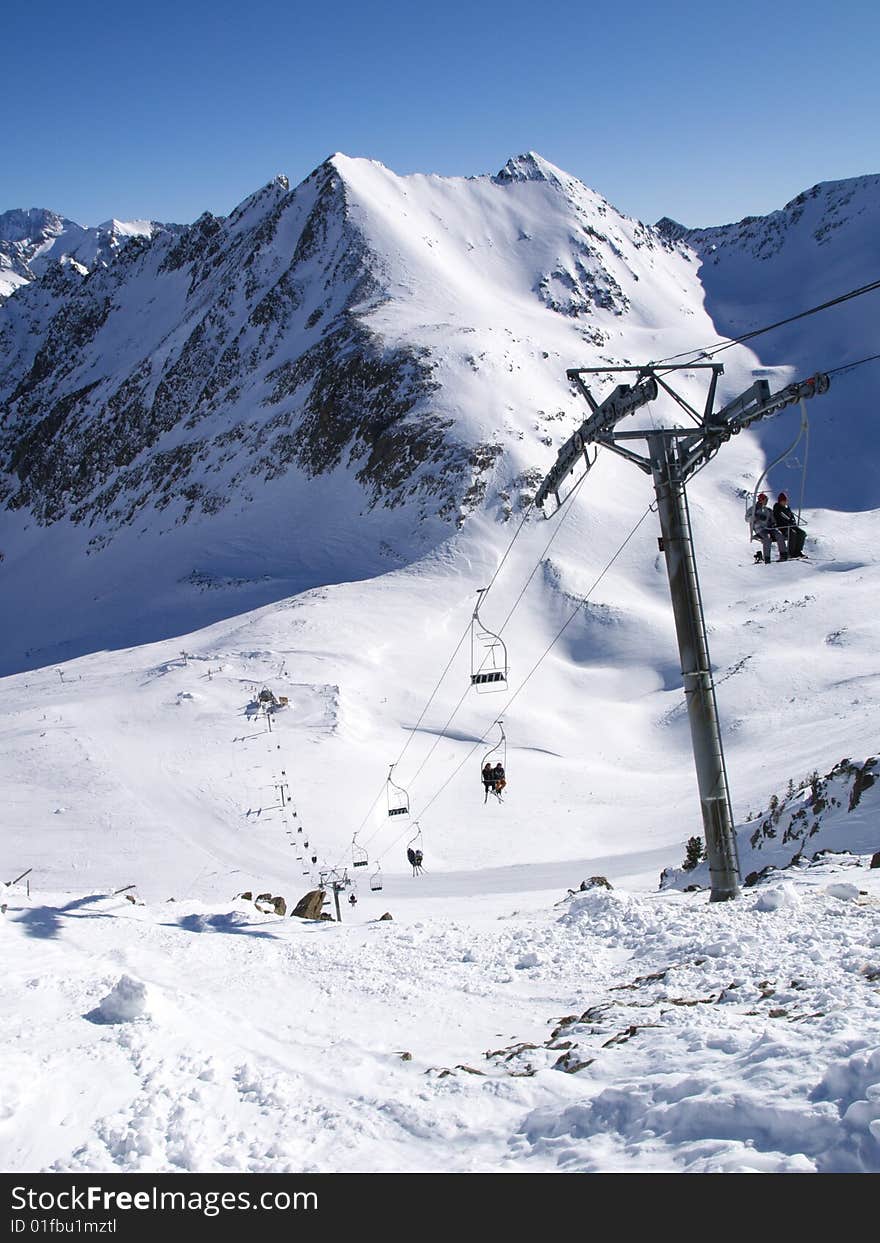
left=2, top=497, right=879, bottom=1173
left=3, top=856, right=879, bottom=1173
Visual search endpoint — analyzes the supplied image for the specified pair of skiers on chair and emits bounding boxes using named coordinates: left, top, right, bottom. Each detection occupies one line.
left=482, top=761, right=506, bottom=803
left=747, top=491, right=806, bottom=563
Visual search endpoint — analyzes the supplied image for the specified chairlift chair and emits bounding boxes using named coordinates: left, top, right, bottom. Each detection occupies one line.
left=470, top=589, right=509, bottom=692
left=746, top=397, right=811, bottom=561
left=352, top=835, right=369, bottom=868
left=387, top=763, right=410, bottom=817
left=406, top=824, right=425, bottom=876
left=370, top=864, right=383, bottom=892
left=480, top=720, right=507, bottom=803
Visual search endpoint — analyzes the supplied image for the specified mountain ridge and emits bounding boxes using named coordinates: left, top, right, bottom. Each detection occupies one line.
left=0, top=153, right=878, bottom=676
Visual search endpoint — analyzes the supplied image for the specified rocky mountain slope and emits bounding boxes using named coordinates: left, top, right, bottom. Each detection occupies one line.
left=657, top=176, right=880, bottom=510
left=0, top=155, right=877, bottom=676
left=0, top=208, right=170, bottom=302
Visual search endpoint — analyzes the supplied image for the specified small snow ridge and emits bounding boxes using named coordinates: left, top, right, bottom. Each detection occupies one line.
left=556, top=886, right=640, bottom=943
left=825, top=882, right=861, bottom=902
left=809, top=1046, right=880, bottom=1172
left=90, top=975, right=149, bottom=1024
left=753, top=884, right=801, bottom=912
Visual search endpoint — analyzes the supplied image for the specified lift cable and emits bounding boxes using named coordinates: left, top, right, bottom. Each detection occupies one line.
left=334, top=502, right=536, bottom=869
left=398, top=472, right=588, bottom=798
left=375, top=502, right=654, bottom=863
left=652, top=277, right=880, bottom=368
left=493, top=471, right=589, bottom=637
left=824, top=352, right=880, bottom=378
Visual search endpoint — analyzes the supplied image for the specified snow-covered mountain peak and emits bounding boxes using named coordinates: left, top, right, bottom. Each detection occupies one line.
left=0, top=207, right=176, bottom=303
left=494, top=151, right=570, bottom=188
left=654, top=215, right=688, bottom=241
left=1, top=154, right=878, bottom=676
left=94, top=217, right=156, bottom=237
left=671, top=173, right=880, bottom=264
left=0, top=206, right=73, bottom=244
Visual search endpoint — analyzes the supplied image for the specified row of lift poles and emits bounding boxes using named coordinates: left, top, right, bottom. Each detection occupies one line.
left=534, top=362, right=830, bottom=901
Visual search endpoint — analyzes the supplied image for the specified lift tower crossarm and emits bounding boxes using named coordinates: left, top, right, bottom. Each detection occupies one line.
left=534, top=374, right=659, bottom=511
left=679, top=372, right=831, bottom=483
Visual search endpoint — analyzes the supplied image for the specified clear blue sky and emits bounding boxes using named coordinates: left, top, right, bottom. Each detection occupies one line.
left=1, top=0, right=876, bottom=229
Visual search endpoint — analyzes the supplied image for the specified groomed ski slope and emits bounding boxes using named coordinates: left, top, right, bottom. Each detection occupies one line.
left=2, top=485, right=879, bottom=1173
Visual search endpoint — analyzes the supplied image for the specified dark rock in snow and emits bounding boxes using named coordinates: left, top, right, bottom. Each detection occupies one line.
left=292, top=890, right=328, bottom=920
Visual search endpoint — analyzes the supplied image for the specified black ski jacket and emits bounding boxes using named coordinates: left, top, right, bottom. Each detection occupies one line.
left=773, top=502, right=797, bottom=529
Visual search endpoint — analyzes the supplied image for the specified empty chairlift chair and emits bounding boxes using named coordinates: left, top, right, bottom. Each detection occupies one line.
left=387, top=764, right=410, bottom=818
left=352, top=835, right=369, bottom=869
left=370, top=864, right=383, bottom=893
left=470, top=588, right=509, bottom=692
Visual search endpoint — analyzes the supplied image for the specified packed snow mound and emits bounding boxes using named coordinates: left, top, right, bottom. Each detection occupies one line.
left=91, top=975, right=150, bottom=1023
left=753, top=882, right=802, bottom=911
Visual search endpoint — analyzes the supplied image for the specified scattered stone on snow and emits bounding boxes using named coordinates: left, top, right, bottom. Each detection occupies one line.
left=553, top=1051, right=594, bottom=1073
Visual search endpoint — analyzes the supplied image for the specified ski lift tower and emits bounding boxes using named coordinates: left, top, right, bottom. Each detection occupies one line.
left=535, top=363, right=830, bottom=901
left=318, top=867, right=352, bottom=922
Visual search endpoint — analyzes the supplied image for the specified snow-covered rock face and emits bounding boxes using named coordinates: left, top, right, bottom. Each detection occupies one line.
left=658, top=176, right=880, bottom=511
left=0, top=153, right=877, bottom=673
left=661, top=755, right=880, bottom=894
left=0, top=208, right=168, bottom=303
left=0, top=152, right=683, bottom=554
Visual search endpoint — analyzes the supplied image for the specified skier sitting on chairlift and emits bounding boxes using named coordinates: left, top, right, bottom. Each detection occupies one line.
left=492, top=762, right=506, bottom=798
left=773, top=492, right=807, bottom=559
left=746, top=493, right=787, bottom=564
left=407, top=847, right=424, bottom=876
left=482, top=762, right=496, bottom=803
